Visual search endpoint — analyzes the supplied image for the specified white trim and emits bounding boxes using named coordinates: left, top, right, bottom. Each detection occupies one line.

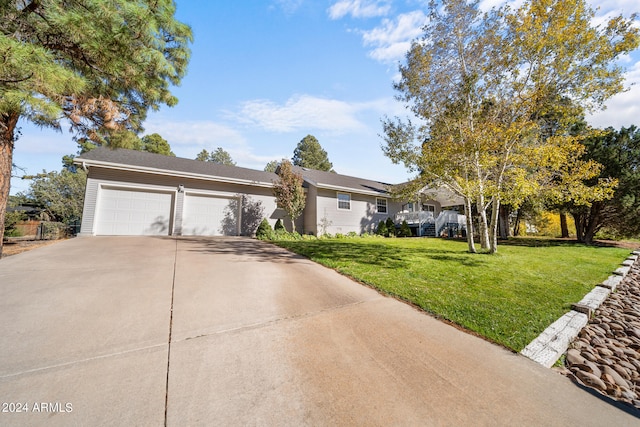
left=184, top=189, right=239, bottom=199
left=376, top=197, right=388, bottom=214
left=94, top=183, right=177, bottom=236
left=77, top=159, right=274, bottom=188
left=337, top=192, right=351, bottom=211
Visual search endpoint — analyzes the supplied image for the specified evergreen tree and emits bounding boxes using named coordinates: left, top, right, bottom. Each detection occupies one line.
left=570, top=126, right=640, bottom=242
left=141, top=134, right=175, bottom=156
left=195, top=147, right=236, bottom=165
left=385, top=217, right=395, bottom=237
left=0, top=0, right=192, bottom=255
left=292, top=135, right=333, bottom=171
left=195, top=149, right=210, bottom=161
left=209, top=147, right=236, bottom=166
left=264, top=160, right=280, bottom=173
left=376, top=220, right=388, bottom=237
left=398, top=220, right=412, bottom=237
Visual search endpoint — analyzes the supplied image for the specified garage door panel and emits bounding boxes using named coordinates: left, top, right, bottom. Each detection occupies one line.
left=182, top=194, right=237, bottom=236
left=96, top=188, right=173, bottom=236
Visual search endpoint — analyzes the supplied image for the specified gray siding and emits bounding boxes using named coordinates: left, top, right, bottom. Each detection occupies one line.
left=315, top=188, right=402, bottom=235
left=80, top=167, right=283, bottom=236
left=303, top=185, right=318, bottom=235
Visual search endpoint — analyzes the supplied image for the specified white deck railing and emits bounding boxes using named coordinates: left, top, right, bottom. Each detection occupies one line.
left=435, top=211, right=466, bottom=236
left=395, top=211, right=435, bottom=224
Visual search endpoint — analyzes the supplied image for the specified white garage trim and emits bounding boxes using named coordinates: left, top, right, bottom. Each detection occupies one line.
left=94, top=185, right=176, bottom=236
left=181, top=191, right=242, bottom=236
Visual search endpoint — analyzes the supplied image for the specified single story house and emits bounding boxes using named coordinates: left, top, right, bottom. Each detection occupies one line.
left=74, top=147, right=464, bottom=237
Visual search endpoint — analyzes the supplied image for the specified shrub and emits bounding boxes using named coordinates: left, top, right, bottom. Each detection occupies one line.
left=273, top=230, right=302, bottom=241
left=274, top=218, right=285, bottom=231
left=385, top=217, right=396, bottom=237
left=376, top=220, right=388, bottom=236
left=347, top=231, right=358, bottom=238
left=335, top=233, right=346, bottom=239
left=4, top=211, right=27, bottom=237
left=398, top=220, right=412, bottom=237
left=38, top=221, right=70, bottom=240
left=256, top=218, right=273, bottom=240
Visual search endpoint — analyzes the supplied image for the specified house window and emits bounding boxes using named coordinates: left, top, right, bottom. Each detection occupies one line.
left=376, top=198, right=388, bottom=214
left=422, top=204, right=435, bottom=213
left=403, top=202, right=416, bottom=212
left=337, top=192, right=351, bottom=210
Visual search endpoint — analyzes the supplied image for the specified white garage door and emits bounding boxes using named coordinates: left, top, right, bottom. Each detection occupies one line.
left=182, top=194, right=237, bottom=236
left=96, top=187, right=173, bottom=235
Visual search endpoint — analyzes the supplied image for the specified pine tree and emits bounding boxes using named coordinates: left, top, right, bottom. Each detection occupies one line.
left=0, top=0, right=192, bottom=255
left=292, top=135, right=333, bottom=171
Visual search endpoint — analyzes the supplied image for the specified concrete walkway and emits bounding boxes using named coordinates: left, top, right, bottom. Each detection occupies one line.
left=0, top=236, right=637, bottom=426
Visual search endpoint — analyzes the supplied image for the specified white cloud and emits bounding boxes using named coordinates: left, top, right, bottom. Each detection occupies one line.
left=144, top=120, right=246, bottom=148
left=360, top=10, right=427, bottom=63
left=478, top=0, right=526, bottom=12
left=272, top=0, right=303, bottom=15
left=144, top=119, right=283, bottom=169
left=235, top=94, right=377, bottom=134
left=587, top=58, right=640, bottom=129
left=328, top=0, right=392, bottom=20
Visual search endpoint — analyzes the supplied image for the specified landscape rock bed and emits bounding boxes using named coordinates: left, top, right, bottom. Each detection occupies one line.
left=564, top=258, right=640, bottom=410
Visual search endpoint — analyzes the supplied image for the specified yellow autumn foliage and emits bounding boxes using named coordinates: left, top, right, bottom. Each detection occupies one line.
left=527, top=212, right=576, bottom=238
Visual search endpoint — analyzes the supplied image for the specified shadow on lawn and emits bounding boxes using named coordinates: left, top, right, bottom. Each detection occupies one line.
left=278, top=240, right=486, bottom=269
left=499, top=237, right=629, bottom=248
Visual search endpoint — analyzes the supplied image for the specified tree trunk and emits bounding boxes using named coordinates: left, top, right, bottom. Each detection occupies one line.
left=559, top=212, right=569, bottom=238
left=573, top=211, right=586, bottom=243
left=513, top=209, right=522, bottom=236
left=488, top=196, right=500, bottom=254
left=498, top=204, right=510, bottom=240
left=582, top=202, right=602, bottom=245
left=464, top=196, right=476, bottom=253
left=0, top=111, right=20, bottom=258
left=572, top=203, right=602, bottom=245
left=477, top=194, right=490, bottom=250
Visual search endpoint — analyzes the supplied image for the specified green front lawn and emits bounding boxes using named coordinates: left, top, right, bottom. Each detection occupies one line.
left=274, top=237, right=630, bottom=351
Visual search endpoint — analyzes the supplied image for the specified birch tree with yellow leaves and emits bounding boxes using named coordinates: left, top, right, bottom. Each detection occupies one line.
left=383, top=0, right=638, bottom=253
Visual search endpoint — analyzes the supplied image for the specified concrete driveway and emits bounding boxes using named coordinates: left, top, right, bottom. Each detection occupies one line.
left=0, top=237, right=637, bottom=426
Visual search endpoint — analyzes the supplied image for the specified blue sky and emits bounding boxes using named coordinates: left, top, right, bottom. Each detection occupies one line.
left=10, top=0, right=640, bottom=195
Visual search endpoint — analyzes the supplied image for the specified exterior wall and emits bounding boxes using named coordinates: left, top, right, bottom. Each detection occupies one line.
left=303, top=185, right=318, bottom=235
left=80, top=167, right=284, bottom=236
left=314, top=188, right=402, bottom=235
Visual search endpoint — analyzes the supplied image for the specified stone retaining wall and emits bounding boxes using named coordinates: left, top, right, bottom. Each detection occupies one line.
left=521, top=250, right=640, bottom=410
left=521, top=251, right=639, bottom=367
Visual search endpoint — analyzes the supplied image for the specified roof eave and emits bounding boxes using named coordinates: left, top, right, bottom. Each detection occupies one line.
left=75, top=158, right=275, bottom=189
left=314, top=182, right=390, bottom=197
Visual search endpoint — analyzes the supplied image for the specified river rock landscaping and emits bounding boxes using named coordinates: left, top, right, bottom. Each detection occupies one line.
left=564, top=257, right=640, bottom=410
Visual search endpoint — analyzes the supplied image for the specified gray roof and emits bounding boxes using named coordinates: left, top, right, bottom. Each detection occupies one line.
left=293, top=166, right=391, bottom=196
left=75, top=147, right=279, bottom=185
left=75, top=147, right=394, bottom=195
